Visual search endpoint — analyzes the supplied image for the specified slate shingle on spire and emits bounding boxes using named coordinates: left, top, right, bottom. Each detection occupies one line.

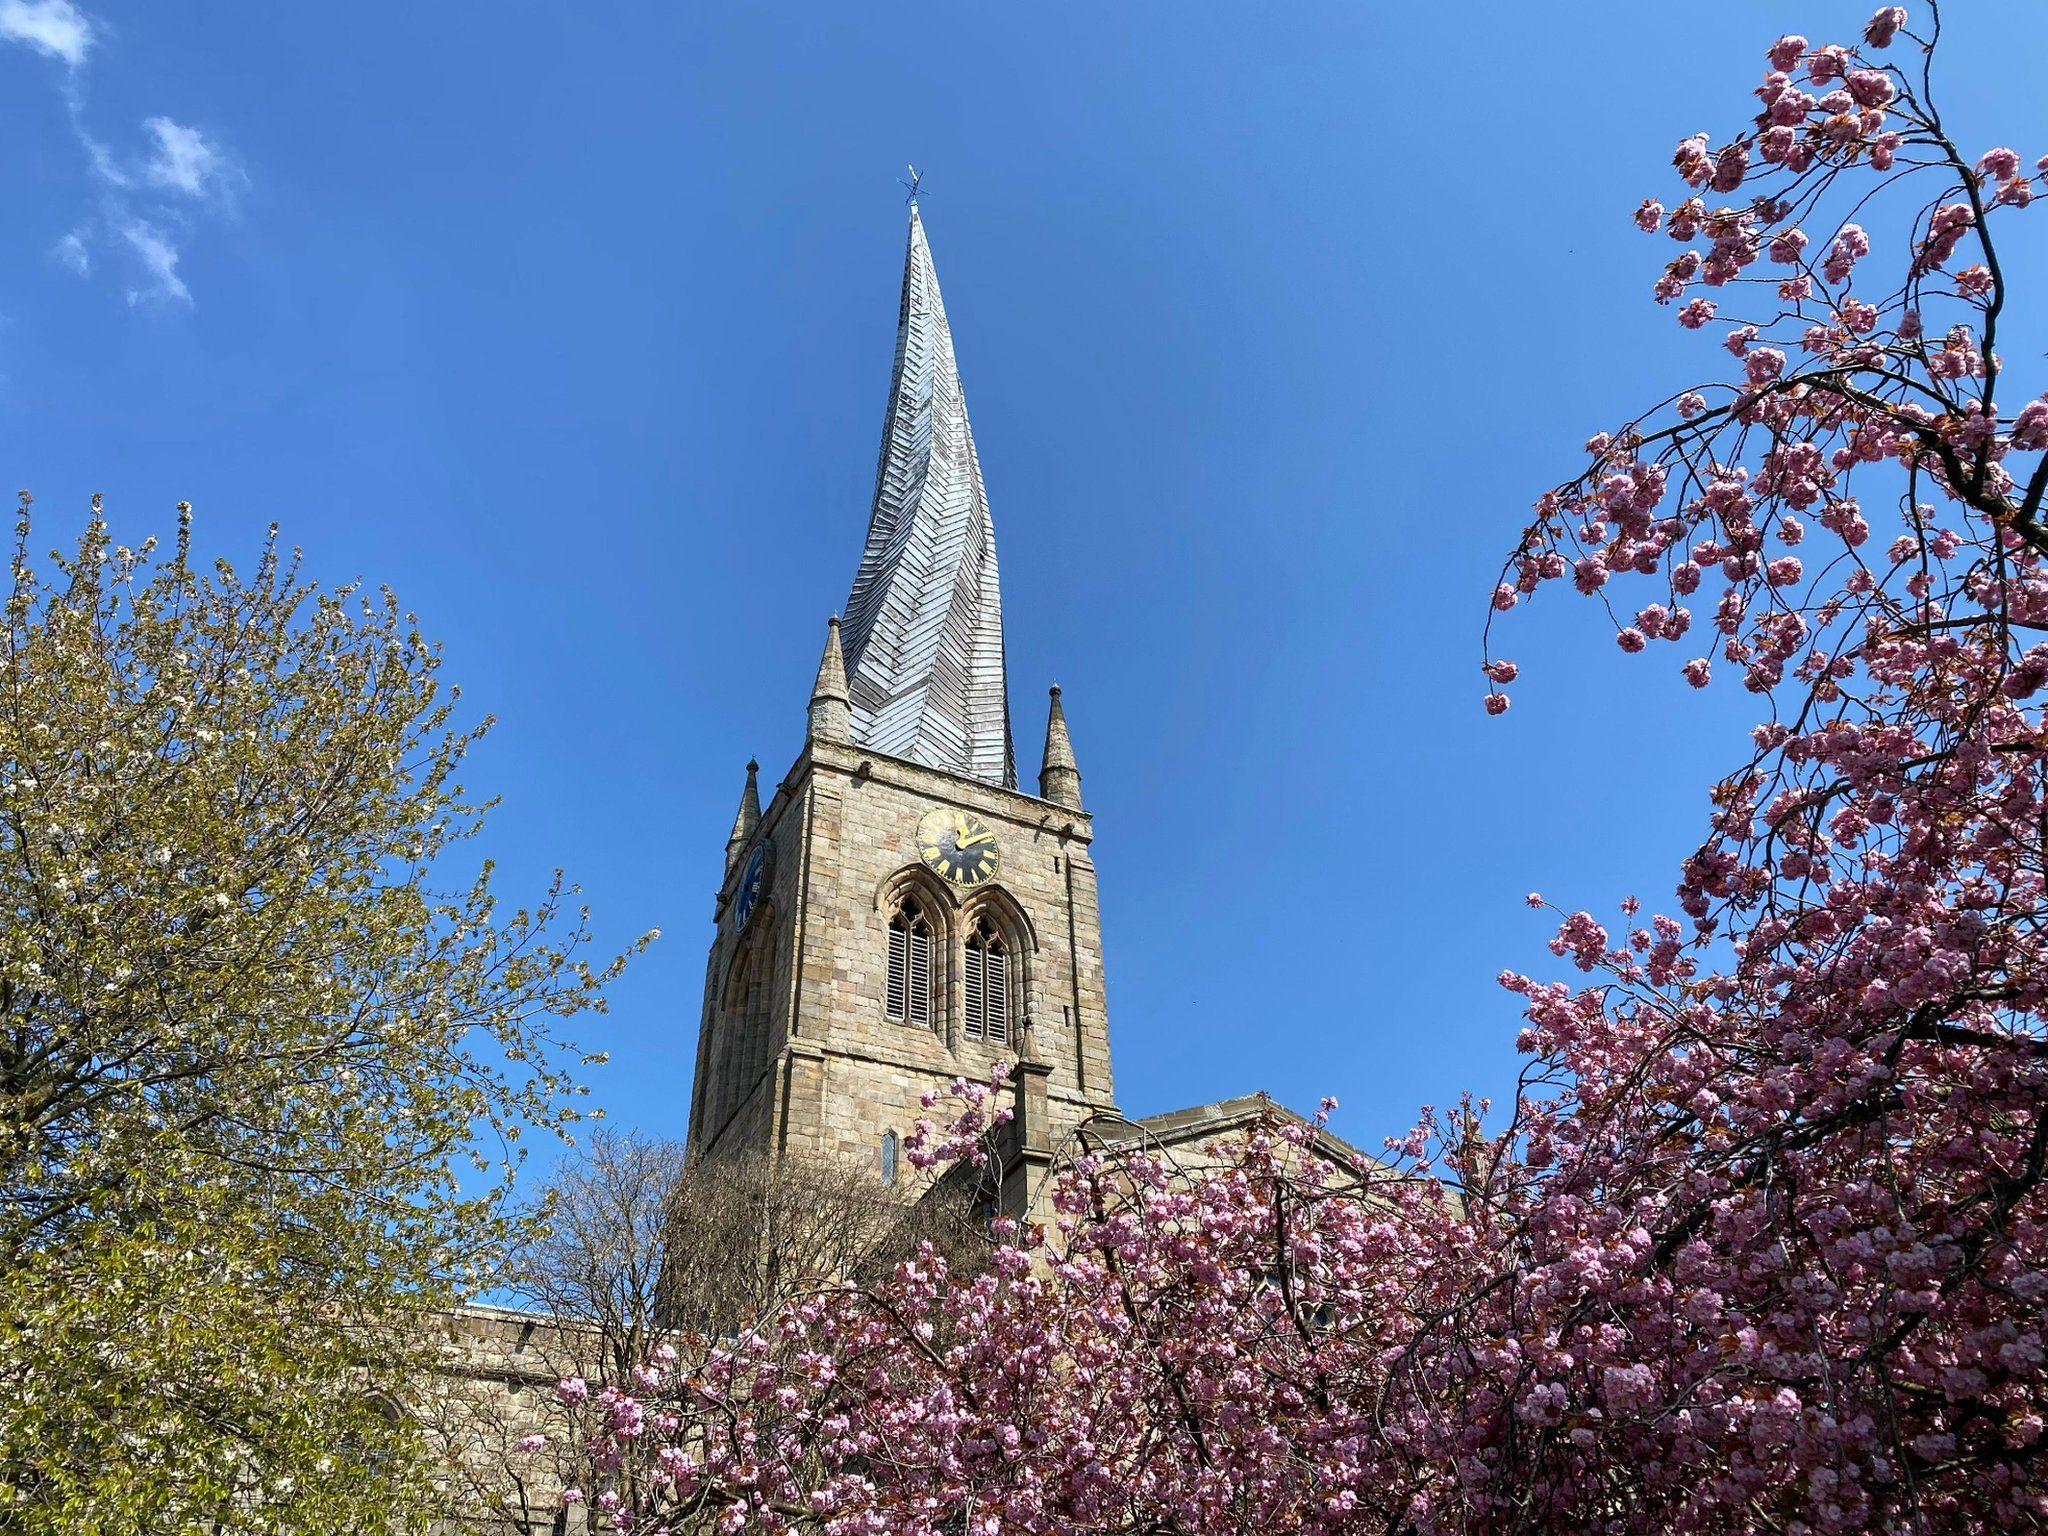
left=839, top=206, right=1016, bottom=789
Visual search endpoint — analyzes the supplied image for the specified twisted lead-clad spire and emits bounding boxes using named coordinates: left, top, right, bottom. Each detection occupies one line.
left=839, top=207, right=1016, bottom=788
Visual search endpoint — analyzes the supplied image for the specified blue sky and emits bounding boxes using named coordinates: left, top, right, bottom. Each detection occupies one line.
left=4, top=2, right=2047, bottom=1166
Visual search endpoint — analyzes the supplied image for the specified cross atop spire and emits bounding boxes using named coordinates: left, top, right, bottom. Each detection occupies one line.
left=838, top=205, right=1015, bottom=788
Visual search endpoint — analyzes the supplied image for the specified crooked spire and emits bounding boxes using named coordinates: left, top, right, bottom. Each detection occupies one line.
left=839, top=206, right=1015, bottom=789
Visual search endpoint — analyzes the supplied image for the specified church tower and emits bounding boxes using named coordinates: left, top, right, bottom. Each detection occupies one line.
left=686, top=206, right=1117, bottom=1204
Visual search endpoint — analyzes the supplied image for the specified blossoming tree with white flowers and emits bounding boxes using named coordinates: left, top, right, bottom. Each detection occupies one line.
left=0, top=498, right=645, bottom=1534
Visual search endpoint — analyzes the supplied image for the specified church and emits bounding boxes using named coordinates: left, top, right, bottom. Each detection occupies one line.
left=421, top=205, right=1356, bottom=1533
left=685, top=201, right=1350, bottom=1211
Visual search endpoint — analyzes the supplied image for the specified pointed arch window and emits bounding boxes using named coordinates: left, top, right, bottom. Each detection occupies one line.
left=881, top=1130, right=899, bottom=1187
left=886, top=898, right=933, bottom=1027
left=963, top=919, right=1009, bottom=1043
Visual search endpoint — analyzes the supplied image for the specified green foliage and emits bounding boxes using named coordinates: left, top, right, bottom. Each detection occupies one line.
left=0, top=495, right=646, bottom=1532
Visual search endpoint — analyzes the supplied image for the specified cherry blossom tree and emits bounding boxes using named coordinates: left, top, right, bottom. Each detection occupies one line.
left=545, top=9, right=2048, bottom=1531
left=1466, top=4, right=2048, bottom=1528
left=553, top=1079, right=1470, bottom=1534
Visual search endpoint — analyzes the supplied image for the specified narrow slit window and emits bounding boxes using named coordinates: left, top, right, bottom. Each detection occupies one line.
left=881, top=1130, right=899, bottom=1187
left=965, top=920, right=1008, bottom=1043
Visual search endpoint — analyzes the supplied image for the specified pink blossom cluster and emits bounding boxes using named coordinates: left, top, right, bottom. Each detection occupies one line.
left=556, top=1094, right=1487, bottom=1534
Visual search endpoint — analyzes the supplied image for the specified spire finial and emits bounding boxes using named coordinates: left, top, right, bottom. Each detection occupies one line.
left=1039, top=684, right=1082, bottom=810
left=900, top=164, right=924, bottom=208
left=809, top=614, right=853, bottom=744
left=726, top=758, right=762, bottom=869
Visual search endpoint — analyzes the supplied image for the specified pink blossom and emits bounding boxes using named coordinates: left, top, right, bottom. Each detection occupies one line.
left=1677, top=392, right=1708, bottom=419
left=1930, top=332, right=1985, bottom=379
left=1864, top=7, right=1906, bottom=47
left=1846, top=69, right=1896, bottom=108
left=1678, top=297, right=1716, bottom=329
left=1767, top=34, right=1807, bottom=71
left=1673, top=133, right=1713, bottom=188
left=1484, top=692, right=1509, bottom=716
left=1808, top=44, right=1849, bottom=86
left=1768, top=228, right=1808, bottom=264
left=1979, top=146, right=2022, bottom=182
left=1616, top=626, right=1647, bottom=653
left=2012, top=397, right=2048, bottom=451
left=1745, top=347, right=1787, bottom=386
left=1683, top=657, right=1712, bottom=687
left=1711, top=143, right=1748, bottom=193
left=1920, top=202, right=1976, bottom=271
left=1635, top=199, right=1664, bottom=232
left=1824, top=223, right=1870, bottom=284
left=1484, top=658, right=1519, bottom=684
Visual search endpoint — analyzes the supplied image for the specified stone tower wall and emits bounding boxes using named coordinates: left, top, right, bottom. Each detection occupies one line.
left=687, top=735, right=1115, bottom=1174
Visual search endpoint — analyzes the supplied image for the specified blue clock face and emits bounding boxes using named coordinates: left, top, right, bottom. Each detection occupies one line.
left=734, top=844, right=767, bottom=929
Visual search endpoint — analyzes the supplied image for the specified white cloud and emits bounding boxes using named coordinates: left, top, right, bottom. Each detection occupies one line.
left=5, top=2, right=244, bottom=310
left=141, top=116, right=236, bottom=201
left=0, top=0, right=93, bottom=67
left=78, top=122, right=130, bottom=188
left=52, top=228, right=90, bottom=275
left=120, top=219, right=188, bottom=306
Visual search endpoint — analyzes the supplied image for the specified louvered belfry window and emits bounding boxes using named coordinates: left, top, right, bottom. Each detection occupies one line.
left=964, top=920, right=1008, bottom=1043
left=887, top=900, right=933, bottom=1027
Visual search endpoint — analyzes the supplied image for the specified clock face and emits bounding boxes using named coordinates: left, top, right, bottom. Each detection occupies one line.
left=734, top=844, right=768, bottom=929
left=917, top=807, right=1000, bottom=889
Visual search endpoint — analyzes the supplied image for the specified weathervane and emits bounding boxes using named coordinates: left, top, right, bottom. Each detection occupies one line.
left=900, top=164, right=925, bottom=206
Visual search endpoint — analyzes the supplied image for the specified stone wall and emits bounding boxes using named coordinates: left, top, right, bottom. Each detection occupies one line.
left=688, top=736, right=1118, bottom=1177
left=415, top=1305, right=594, bottom=1535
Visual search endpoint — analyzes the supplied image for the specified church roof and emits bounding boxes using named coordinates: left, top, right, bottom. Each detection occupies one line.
left=1108, top=1095, right=1380, bottom=1172
left=839, top=206, right=1016, bottom=789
